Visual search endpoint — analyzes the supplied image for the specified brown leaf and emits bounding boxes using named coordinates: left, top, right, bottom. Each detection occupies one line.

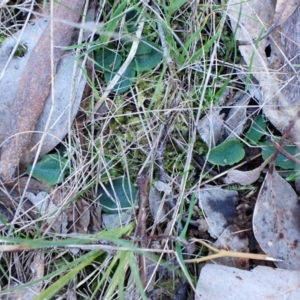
left=261, top=0, right=299, bottom=38
left=0, top=0, right=85, bottom=181
left=253, top=165, right=300, bottom=270
left=30, top=252, right=45, bottom=279
left=90, top=207, right=102, bottom=232
left=76, top=198, right=91, bottom=233
left=273, top=0, right=299, bottom=27
left=223, top=167, right=262, bottom=185
left=223, top=160, right=268, bottom=185
left=148, top=181, right=168, bottom=224
left=197, top=108, right=225, bottom=147
left=27, top=190, right=68, bottom=233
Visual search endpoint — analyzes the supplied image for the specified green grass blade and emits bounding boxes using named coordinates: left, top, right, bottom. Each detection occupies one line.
left=167, top=0, right=188, bottom=15
left=90, top=251, right=122, bottom=299
left=100, top=2, right=128, bottom=43
left=34, top=250, right=102, bottom=300
left=104, top=251, right=129, bottom=299
left=127, top=253, right=148, bottom=300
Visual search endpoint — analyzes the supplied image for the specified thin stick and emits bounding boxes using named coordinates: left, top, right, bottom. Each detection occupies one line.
left=136, top=175, right=149, bottom=288
left=271, top=140, right=300, bottom=166
left=267, top=108, right=300, bottom=166
left=184, top=239, right=282, bottom=264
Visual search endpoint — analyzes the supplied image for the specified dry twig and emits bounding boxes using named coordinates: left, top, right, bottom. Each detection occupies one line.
left=136, top=174, right=149, bottom=288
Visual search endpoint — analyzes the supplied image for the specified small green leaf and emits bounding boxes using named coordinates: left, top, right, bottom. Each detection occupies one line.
left=125, top=39, right=160, bottom=56
left=94, top=48, right=122, bottom=72
left=104, top=66, right=135, bottom=94
left=130, top=47, right=162, bottom=72
left=245, top=115, right=266, bottom=144
left=27, top=154, right=67, bottom=186
left=98, top=177, right=137, bottom=214
left=207, top=139, right=245, bottom=166
left=260, top=141, right=296, bottom=169
left=124, top=39, right=162, bottom=72
left=137, top=40, right=162, bottom=57
left=125, top=9, right=139, bottom=33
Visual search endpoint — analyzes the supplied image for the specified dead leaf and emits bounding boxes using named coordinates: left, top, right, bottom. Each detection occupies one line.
left=90, top=207, right=102, bottom=232
left=223, top=168, right=261, bottom=185
left=228, top=0, right=283, bottom=69
left=223, top=160, right=267, bottom=185
left=253, top=165, right=300, bottom=270
left=17, top=176, right=49, bottom=192
left=197, top=108, right=225, bottom=147
left=229, top=0, right=300, bottom=270
left=197, top=91, right=249, bottom=147
left=26, top=191, right=68, bottom=233
left=273, top=0, right=299, bottom=28
left=226, top=94, right=250, bottom=139
left=148, top=181, right=168, bottom=224
left=196, top=186, right=239, bottom=238
left=66, top=278, right=77, bottom=300
left=258, top=0, right=299, bottom=40
left=102, top=210, right=133, bottom=229
left=228, top=0, right=300, bottom=150
left=67, top=288, right=77, bottom=300
left=76, top=199, right=91, bottom=233
left=0, top=0, right=85, bottom=181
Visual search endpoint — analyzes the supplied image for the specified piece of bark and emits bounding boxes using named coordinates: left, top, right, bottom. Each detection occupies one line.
left=0, top=0, right=85, bottom=182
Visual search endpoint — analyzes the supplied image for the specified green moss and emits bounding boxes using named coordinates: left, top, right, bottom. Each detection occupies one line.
left=13, top=43, right=27, bottom=57
left=0, top=35, right=6, bottom=43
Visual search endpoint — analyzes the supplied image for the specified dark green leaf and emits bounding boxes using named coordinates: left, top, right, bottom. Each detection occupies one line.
left=27, top=154, right=67, bottom=186
left=94, top=48, right=122, bottom=72
left=207, top=139, right=245, bottom=166
left=124, top=39, right=162, bottom=72
left=136, top=40, right=161, bottom=56
left=125, top=39, right=161, bottom=56
left=104, top=66, right=135, bottom=94
left=130, top=49, right=162, bottom=72
left=245, top=115, right=266, bottom=144
left=125, top=9, right=139, bottom=33
left=260, top=141, right=296, bottom=169
left=97, top=177, right=137, bottom=214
